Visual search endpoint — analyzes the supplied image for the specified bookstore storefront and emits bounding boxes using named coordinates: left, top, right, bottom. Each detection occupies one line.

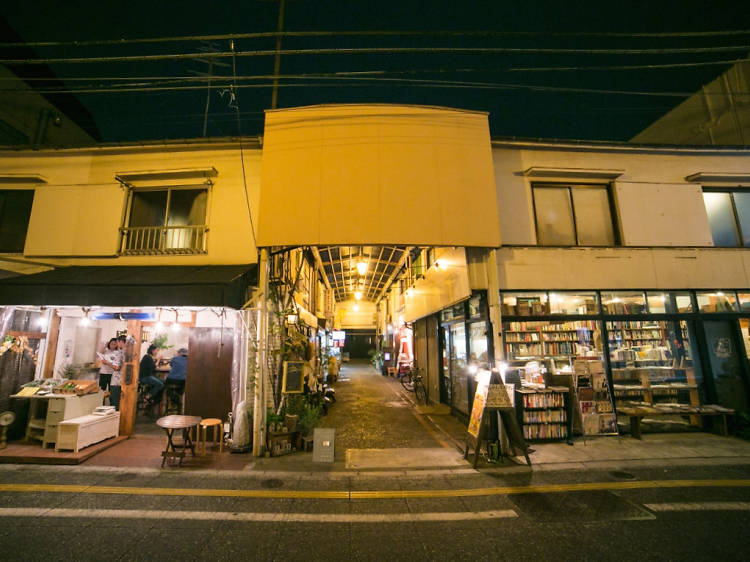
left=500, top=290, right=750, bottom=438
left=440, top=292, right=494, bottom=419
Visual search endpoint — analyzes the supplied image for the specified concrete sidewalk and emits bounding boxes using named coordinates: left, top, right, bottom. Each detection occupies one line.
left=76, top=360, right=750, bottom=475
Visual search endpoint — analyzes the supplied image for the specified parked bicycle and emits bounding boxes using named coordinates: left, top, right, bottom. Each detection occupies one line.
left=400, top=366, right=427, bottom=404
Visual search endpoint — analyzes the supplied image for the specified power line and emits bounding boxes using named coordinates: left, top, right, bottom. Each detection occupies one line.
left=4, top=56, right=748, bottom=84
left=2, top=29, right=750, bottom=49
left=1, top=75, right=741, bottom=98
left=4, top=45, right=750, bottom=66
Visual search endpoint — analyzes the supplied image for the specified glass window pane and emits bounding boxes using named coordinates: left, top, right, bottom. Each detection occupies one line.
left=646, top=292, right=693, bottom=313
left=549, top=292, right=599, bottom=315
left=129, top=191, right=167, bottom=227
left=571, top=187, right=615, bottom=246
left=732, top=192, right=750, bottom=246
left=468, top=321, right=489, bottom=367
left=449, top=324, right=468, bottom=414
left=167, top=189, right=207, bottom=226
left=534, top=187, right=575, bottom=245
left=601, top=292, right=646, bottom=315
left=501, top=292, right=548, bottom=316
left=610, top=320, right=708, bottom=434
left=737, top=293, right=750, bottom=312
left=696, top=291, right=738, bottom=313
left=703, top=192, right=740, bottom=247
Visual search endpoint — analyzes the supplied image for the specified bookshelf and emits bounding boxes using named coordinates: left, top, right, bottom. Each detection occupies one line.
left=504, top=321, right=597, bottom=360
left=515, top=387, right=571, bottom=441
left=612, top=365, right=700, bottom=412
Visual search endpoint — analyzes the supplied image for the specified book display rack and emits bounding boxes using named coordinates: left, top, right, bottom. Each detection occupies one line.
left=515, top=387, right=571, bottom=441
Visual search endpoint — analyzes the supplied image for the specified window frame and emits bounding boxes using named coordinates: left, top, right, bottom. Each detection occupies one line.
left=702, top=187, right=750, bottom=248
left=120, top=184, right=211, bottom=255
left=532, top=182, right=619, bottom=247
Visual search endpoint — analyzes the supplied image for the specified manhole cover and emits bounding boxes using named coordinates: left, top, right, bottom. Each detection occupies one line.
left=261, top=478, right=284, bottom=489
left=610, top=471, right=636, bottom=480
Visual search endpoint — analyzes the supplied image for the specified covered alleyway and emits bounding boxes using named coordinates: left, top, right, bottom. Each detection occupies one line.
left=318, top=360, right=468, bottom=468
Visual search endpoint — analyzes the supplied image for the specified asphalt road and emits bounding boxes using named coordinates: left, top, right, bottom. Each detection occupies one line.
left=1, top=462, right=749, bottom=561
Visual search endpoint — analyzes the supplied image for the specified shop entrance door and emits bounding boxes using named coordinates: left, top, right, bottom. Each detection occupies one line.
left=702, top=320, right=750, bottom=416
left=185, top=327, right=234, bottom=421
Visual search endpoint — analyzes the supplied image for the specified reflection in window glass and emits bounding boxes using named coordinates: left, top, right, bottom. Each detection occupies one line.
left=534, top=187, right=576, bottom=245
left=601, top=292, right=646, bottom=315
left=646, top=292, right=694, bottom=314
left=703, top=192, right=739, bottom=247
left=450, top=324, right=468, bottom=414
left=501, top=292, right=548, bottom=316
left=696, top=291, right=738, bottom=313
left=733, top=192, right=750, bottom=246
left=609, top=319, right=707, bottom=433
left=738, top=293, right=750, bottom=312
left=571, top=187, right=615, bottom=246
left=549, top=292, right=598, bottom=315
left=468, top=322, right=489, bottom=368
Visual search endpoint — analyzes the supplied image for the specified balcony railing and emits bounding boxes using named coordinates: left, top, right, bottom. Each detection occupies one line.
left=120, top=225, right=208, bottom=255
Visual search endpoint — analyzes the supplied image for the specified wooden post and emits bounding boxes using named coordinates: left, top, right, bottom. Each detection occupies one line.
left=119, top=319, right=143, bottom=436
left=42, top=309, right=60, bottom=379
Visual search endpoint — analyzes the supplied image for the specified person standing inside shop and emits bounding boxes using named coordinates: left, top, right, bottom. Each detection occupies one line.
left=108, top=335, right=127, bottom=410
left=139, top=344, right=165, bottom=405
left=98, top=338, right=120, bottom=394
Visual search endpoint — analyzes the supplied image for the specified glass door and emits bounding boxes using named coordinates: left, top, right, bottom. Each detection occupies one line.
left=449, top=323, right=468, bottom=415
left=702, top=320, right=750, bottom=416
left=439, top=327, right=451, bottom=405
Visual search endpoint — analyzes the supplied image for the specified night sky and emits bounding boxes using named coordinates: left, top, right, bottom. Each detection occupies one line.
left=2, top=0, right=749, bottom=144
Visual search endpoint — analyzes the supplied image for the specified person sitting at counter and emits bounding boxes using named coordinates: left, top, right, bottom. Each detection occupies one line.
left=167, top=347, right=188, bottom=394
left=139, top=344, right=165, bottom=405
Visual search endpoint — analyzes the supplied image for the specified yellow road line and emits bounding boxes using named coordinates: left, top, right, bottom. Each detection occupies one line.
left=1, top=479, right=750, bottom=500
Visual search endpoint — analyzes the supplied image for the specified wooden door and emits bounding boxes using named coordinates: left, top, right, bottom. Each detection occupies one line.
left=185, top=327, right=234, bottom=420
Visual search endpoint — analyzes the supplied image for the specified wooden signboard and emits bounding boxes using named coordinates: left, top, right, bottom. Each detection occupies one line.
left=465, top=375, right=531, bottom=467
left=282, top=361, right=305, bottom=393
left=486, top=384, right=512, bottom=408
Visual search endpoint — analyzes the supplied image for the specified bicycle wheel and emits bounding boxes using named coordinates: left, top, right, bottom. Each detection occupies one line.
left=400, top=372, right=414, bottom=392
left=414, top=382, right=427, bottom=404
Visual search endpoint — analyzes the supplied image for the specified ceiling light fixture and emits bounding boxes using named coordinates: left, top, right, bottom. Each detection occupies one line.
left=354, top=291, right=362, bottom=301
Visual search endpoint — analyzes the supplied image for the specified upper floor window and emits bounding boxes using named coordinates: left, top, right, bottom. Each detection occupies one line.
left=532, top=183, right=617, bottom=246
left=0, top=190, right=34, bottom=253
left=121, top=187, right=208, bottom=255
left=702, top=189, right=750, bottom=247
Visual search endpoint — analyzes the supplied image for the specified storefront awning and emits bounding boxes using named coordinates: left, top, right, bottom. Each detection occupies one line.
left=0, top=266, right=256, bottom=308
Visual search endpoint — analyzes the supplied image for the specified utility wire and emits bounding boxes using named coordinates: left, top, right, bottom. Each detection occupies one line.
left=4, top=45, right=750, bottom=65
left=2, top=29, right=750, bottom=48
left=2, top=75, right=743, bottom=97
left=4, top=56, right=748, bottom=83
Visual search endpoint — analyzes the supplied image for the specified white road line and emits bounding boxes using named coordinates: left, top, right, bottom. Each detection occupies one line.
left=0, top=507, right=518, bottom=523
left=645, top=502, right=750, bottom=512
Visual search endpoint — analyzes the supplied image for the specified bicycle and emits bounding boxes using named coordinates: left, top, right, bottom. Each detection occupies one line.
left=400, top=367, right=427, bottom=404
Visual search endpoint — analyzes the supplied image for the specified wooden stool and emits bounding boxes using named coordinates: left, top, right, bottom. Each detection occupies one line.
left=199, top=418, right=223, bottom=455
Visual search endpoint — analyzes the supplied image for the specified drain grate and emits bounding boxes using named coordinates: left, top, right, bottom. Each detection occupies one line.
left=260, top=478, right=284, bottom=489
left=610, top=470, right=636, bottom=480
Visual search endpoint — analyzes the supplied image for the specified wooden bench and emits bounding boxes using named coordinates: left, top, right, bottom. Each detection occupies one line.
left=56, top=412, right=121, bottom=452
left=618, top=407, right=733, bottom=439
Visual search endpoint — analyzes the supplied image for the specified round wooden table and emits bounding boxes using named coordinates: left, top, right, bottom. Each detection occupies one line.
left=156, top=415, right=201, bottom=467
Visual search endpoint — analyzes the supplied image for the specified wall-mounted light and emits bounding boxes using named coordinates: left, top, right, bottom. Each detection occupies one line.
left=80, top=307, right=90, bottom=326
left=38, top=307, right=48, bottom=329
